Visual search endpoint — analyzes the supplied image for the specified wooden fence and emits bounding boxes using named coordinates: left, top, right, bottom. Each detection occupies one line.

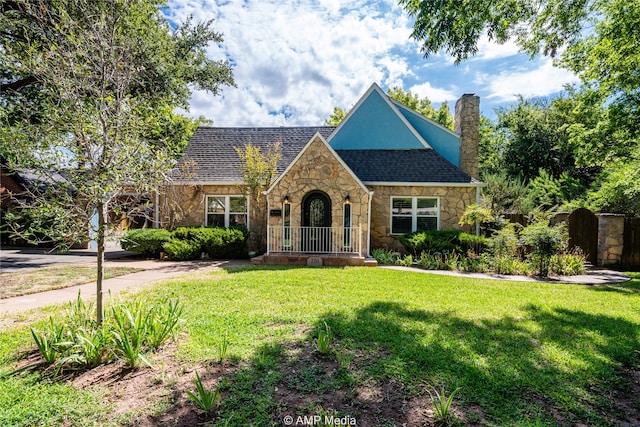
left=504, top=210, right=640, bottom=268
left=621, top=217, right=640, bottom=267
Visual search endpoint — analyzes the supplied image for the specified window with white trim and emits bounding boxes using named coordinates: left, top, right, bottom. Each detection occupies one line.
left=390, top=197, right=439, bottom=234
left=206, top=195, right=247, bottom=227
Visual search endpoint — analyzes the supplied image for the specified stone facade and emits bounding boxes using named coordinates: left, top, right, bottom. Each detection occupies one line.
left=266, top=135, right=370, bottom=254
left=597, top=214, right=625, bottom=266
left=455, top=94, right=480, bottom=179
left=368, top=184, right=478, bottom=251
left=160, top=183, right=253, bottom=228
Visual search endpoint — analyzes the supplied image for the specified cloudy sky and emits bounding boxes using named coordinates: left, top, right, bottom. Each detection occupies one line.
left=165, top=0, right=579, bottom=127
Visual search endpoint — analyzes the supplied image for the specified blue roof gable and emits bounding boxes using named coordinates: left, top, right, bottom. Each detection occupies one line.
left=328, top=84, right=429, bottom=150
left=393, top=102, right=461, bottom=166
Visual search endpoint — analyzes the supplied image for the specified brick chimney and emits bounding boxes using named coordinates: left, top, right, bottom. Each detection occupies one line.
left=454, top=94, right=480, bottom=179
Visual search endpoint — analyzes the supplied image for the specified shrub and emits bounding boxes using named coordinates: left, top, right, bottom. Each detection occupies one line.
left=204, top=227, right=248, bottom=259
left=459, top=233, right=488, bottom=254
left=400, top=229, right=464, bottom=255
left=372, top=248, right=401, bottom=265
left=488, top=223, right=519, bottom=257
left=120, top=229, right=171, bottom=257
left=163, top=239, right=202, bottom=261
left=550, top=250, right=587, bottom=276
left=520, top=220, right=567, bottom=277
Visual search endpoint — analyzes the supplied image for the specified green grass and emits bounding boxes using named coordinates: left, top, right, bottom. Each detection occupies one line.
left=1, top=268, right=639, bottom=426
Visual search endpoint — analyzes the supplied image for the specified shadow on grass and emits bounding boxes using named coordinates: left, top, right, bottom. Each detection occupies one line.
left=587, top=271, right=640, bottom=294
left=175, top=301, right=639, bottom=426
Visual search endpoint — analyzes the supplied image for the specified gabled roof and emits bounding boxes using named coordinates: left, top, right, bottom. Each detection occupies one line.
left=328, top=83, right=431, bottom=150
left=335, top=150, right=477, bottom=184
left=174, top=126, right=335, bottom=183
left=266, top=133, right=371, bottom=196
left=390, top=100, right=461, bottom=166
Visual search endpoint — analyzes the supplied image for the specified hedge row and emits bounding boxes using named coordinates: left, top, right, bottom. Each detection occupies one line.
left=120, top=227, right=247, bottom=260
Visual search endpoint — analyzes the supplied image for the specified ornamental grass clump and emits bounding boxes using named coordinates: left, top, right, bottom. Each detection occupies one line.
left=29, top=292, right=184, bottom=375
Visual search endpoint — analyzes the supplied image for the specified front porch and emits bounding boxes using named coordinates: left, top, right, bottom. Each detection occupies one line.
left=252, top=225, right=377, bottom=266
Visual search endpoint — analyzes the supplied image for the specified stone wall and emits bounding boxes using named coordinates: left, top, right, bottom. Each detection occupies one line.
left=266, top=135, right=370, bottom=252
left=368, top=185, right=478, bottom=251
left=597, top=214, right=625, bottom=266
left=455, top=94, right=480, bottom=179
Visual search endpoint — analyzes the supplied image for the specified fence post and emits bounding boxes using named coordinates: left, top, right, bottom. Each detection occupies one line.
left=596, top=214, right=625, bottom=267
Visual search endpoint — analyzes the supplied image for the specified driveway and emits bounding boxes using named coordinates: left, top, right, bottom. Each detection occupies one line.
left=0, top=244, right=131, bottom=273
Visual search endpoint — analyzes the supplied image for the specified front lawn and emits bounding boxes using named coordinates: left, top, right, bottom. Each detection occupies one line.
left=1, top=268, right=638, bottom=426
left=0, top=265, right=141, bottom=298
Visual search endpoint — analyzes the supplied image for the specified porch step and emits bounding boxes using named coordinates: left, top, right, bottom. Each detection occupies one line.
left=251, top=255, right=264, bottom=265
left=260, top=253, right=366, bottom=266
left=364, top=257, right=378, bottom=267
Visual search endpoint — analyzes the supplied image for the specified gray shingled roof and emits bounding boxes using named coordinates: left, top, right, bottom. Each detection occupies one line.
left=335, top=149, right=476, bottom=183
left=174, top=127, right=335, bottom=182
left=174, top=127, right=476, bottom=185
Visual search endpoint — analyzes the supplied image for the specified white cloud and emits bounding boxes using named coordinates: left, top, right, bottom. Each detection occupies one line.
left=166, top=0, right=417, bottom=126
left=474, top=34, right=521, bottom=61
left=479, top=59, right=579, bottom=102
left=409, top=81, right=457, bottom=103
left=165, top=1, right=580, bottom=125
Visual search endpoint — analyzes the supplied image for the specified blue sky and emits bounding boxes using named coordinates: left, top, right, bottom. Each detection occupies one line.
left=166, top=0, right=578, bottom=126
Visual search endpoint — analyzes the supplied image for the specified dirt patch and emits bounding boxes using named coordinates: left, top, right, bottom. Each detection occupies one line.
left=0, top=265, right=141, bottom=299
left=11, top=338, right=640, bottom=426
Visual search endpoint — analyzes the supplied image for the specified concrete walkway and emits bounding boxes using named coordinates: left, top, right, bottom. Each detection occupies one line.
left=381, top=265, right=631, bottom=285
left=0, top=258, right=249, bottom=318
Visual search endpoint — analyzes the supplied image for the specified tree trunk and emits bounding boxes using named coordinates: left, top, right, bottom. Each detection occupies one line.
left=96, top=203, right=106, bottom=325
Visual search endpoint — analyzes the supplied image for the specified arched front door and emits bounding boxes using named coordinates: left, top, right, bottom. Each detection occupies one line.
left=302, top=191, right=332, bottom=252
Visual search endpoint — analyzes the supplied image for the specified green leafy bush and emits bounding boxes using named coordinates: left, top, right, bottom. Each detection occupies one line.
left=488, top=223, right=520, bottom=257
left=520, top=220, right=568, bottom=277
left=372, top=248, right=402, bottom=265
left=458, top=233, right=488, bottom=254
left=120, top=229, right=171, bottom=257
left=400, top=229, right=463, bottom=255
left=401, top=229, right=486, bottom=255
left=163, top=239, right=202, bottom=261
left=204, top=227, right=248, bottom=259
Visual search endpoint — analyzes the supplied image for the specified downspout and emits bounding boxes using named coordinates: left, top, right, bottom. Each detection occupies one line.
left=263, top=191, right=270, bottom=255
left=367, top=190, right=374, bottom=256
left=475, top=185, right=481, bottom=236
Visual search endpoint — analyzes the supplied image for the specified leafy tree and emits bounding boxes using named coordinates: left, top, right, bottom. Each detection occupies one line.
left=481, top=172, right=528, bottom=215
left=399, top=0, right=596, bottom=63
left=401, top=0, right=640, bottom=218
left=234, top=142, right=282, bottom=252
left=324, top=107, right=347, bottom=126
left=386, top=86, right=454, bottom=129
left=586, top=147, right=640, bottom=217
left=0, top=0, right=234, bottom=324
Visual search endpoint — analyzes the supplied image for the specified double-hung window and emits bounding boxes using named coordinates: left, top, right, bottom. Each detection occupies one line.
left=390, top=197, right=439, bottom=234
left=206, top=195, right=248, bottom=227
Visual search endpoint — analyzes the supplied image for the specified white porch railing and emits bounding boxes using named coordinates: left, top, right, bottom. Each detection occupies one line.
left=268, top=225, right=362, bottom=255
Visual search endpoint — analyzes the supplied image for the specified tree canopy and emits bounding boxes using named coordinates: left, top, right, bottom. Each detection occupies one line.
left=400, top=0, right=640, bottom=216
left=0, top=0, right=235, bottom=322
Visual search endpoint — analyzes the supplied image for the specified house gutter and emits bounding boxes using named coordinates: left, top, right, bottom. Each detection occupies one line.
left=263, top=190, right=270, bottom=255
